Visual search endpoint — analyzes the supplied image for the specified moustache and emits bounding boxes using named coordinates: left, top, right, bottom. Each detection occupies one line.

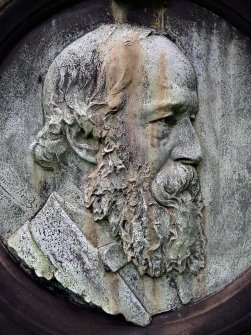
left=151, top=160, right=200, bottom=208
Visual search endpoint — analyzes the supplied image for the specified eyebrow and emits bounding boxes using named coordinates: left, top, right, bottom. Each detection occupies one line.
left=143, top=101, right=194, bottom=123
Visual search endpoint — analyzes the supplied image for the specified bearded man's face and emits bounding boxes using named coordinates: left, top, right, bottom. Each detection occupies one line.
left=84, top=36, right=205, bottom=278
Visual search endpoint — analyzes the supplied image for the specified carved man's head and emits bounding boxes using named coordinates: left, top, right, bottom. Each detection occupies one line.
left=33, top=24, right=205, bottom=278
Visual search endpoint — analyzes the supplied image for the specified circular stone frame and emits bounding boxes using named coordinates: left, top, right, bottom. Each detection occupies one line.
left=0, top=1, right=251, bottom=334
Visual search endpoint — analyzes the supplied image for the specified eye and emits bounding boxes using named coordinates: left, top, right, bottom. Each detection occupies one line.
left=155, top=114, right=177, bottom=127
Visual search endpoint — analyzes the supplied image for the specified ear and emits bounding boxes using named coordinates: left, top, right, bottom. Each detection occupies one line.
left=65, top=123, right=99, bottom=164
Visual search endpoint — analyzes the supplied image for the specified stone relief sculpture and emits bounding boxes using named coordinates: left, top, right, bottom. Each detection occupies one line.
left=7, top=24, right=206, bottom=326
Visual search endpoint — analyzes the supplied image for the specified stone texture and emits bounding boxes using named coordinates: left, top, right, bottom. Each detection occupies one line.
left=99, top=242, right=128, bottom=272
left=0, top=0, right=250, bottom=327
left=9, top=193, right=151, bottom=326
left=8, top=223, right=55, bottom=280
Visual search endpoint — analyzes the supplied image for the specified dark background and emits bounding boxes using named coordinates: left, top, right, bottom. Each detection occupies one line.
left=0, top=0, right=251, bottom=334
left=1, top=312, right=251, bottom=335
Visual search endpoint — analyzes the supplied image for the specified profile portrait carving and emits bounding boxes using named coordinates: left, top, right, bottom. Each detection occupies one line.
left=8, top=24, right=206, bottom=326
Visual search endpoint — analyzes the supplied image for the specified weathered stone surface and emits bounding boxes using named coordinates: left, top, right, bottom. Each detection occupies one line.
left=0, top=0, right=250, bottom=327
left=8, top=223, right=55, bottom=280
left=9, top=193, right=151, bottom=326
left=6, top=23, right=206, bottom=325
left=99, top=242, right=128, bottom=272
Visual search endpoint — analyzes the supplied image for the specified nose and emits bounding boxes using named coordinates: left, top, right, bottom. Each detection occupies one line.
left=170, top=117, right=202, bottom=165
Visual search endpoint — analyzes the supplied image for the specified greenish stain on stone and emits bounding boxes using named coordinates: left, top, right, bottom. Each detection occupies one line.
left=8, top=223, right=55, bottom=280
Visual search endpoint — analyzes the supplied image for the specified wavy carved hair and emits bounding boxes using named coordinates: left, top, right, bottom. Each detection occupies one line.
left=32, top=24, right=155, bottom=169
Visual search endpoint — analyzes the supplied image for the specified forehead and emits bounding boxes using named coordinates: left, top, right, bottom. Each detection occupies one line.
left=139, top=35, right=197, bottom=91
left=97, top=33, right=198, bottom=121
left=121, top=35, right=198, bottom=118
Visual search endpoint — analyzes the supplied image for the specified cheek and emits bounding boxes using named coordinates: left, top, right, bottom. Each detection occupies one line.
left=123, top=122, right=172, bottom=170
left=155, top=127, right=172, bottom=140
left=137, top=124, right=172, bottom=170
left=122, top=124, right=156, bottom=167
left=147, top=125, right=180, bottom=171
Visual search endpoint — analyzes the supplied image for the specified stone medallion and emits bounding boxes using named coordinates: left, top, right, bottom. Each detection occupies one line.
left=0, top=0, right=250, bottom=329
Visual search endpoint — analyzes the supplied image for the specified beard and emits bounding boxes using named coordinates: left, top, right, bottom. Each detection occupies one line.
left=84, top=141, right=206, bottom=278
